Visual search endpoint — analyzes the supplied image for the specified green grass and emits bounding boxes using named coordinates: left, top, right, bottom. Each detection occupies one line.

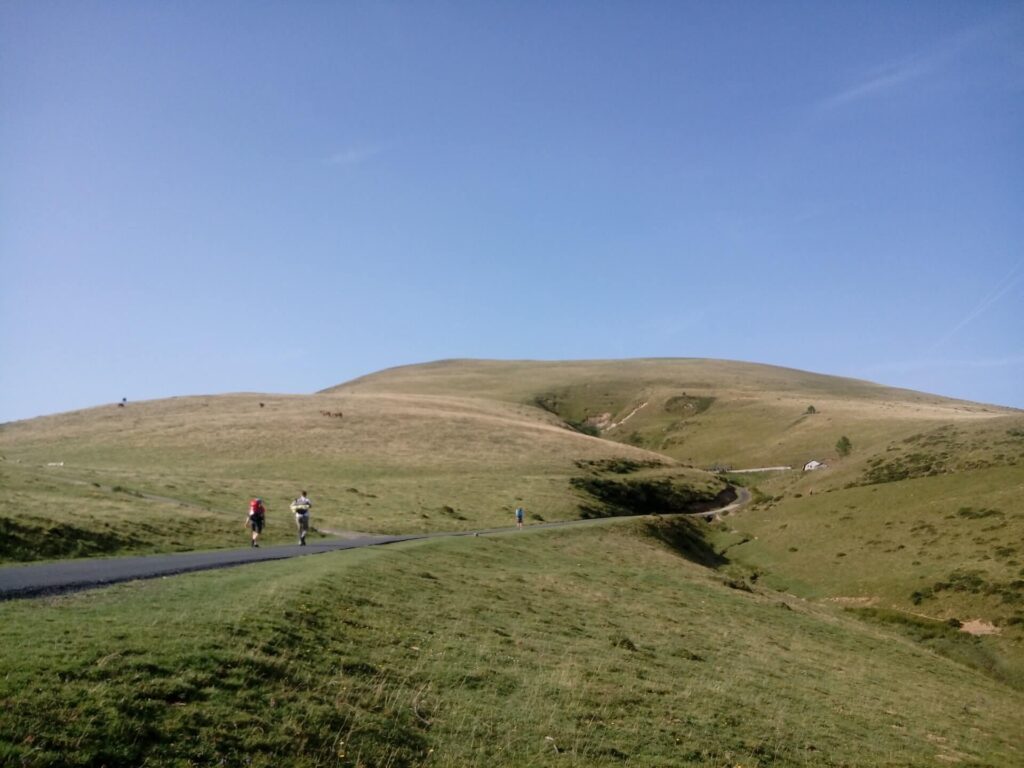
left=708, top=463, right=1024, bottom=689
left=3, top=358, right=1023, bottom=765
left=3, top=359, right=1018, bottom=563
left=849, top=607, right=1020, bottom=689
left=713, top=466, right=1023, bottom=603
left=2, top=519, right=1022, bottom=767
left=0, top=390, right=710, bottom=561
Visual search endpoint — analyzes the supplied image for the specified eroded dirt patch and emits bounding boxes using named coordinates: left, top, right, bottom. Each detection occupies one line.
left=959, top=619, right=999, bottom=636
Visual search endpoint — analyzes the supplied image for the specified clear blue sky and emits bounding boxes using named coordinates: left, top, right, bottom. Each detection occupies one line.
left=2, top=1, right=1021, bottom=422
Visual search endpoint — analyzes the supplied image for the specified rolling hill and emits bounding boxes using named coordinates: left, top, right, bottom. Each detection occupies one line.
left=4, top=357, right=1021, bottom=651
left=0, top=383, right=722, bottom=560
left=332, top=358, right=1024, bottom=677
left=2, top=357, right=1023, bottom=766
left=328, top=357, right=1016, bottom=469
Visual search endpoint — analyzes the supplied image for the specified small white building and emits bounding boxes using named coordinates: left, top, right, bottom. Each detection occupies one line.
left=803, top=460, right=826, bottom=472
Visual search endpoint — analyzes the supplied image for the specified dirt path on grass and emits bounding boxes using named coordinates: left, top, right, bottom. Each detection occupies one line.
left=604, top=401, right=649, bottom=431
left=0, top=490, right=749, bottom=600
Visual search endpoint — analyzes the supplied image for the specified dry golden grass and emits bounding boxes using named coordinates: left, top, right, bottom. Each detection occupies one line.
left=327, top=358, right=1016, bottom=468
left=2, top=357, right=1019, bottom=579
left=0, top=387, right=709, bottom=558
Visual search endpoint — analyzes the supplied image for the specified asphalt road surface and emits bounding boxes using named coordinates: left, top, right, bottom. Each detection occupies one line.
left=0, top=534, right=422, bottom=600
left=0, top=489, right=749, bottom=601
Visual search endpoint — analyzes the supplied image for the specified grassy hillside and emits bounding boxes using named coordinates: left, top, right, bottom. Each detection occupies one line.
left=2, top=519, right=1021, bottom=767
left=330, top=359, right=1024, bottom=680
left=329, top=358, right=1015, bottom=469
left=708, top=419, right=1024, bottom=680
left=2, top=358, right=1023, bottom=765
left=0, top=389, right=722, bottom=562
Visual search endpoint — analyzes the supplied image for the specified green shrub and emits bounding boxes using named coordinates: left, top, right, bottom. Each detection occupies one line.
left=665, top=395, right=716, bottom=416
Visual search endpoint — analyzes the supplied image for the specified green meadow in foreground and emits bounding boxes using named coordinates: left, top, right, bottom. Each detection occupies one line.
left=2, top=519, right=1022, bottom=768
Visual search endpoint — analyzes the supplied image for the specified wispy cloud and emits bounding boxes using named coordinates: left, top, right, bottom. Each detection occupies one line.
left=818, top=11, right=1019, bottom=110
left=820, top=56, right=934, bottom=109
left=930, top=260, right=1024, bottom=352
left=326, top=145, right=382, bottom=167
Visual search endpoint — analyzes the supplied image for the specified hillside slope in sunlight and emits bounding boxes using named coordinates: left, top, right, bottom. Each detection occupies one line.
left=328, top=357, right=1017, bottom=468
left=330, top=358, right=1024, bottom=679
left=0, top=388, right=722, bottom=561
left=2, top=358, right=1022, bottom=766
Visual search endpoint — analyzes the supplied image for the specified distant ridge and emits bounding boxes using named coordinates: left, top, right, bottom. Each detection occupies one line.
left=323, top=357, right=1016, bottom=469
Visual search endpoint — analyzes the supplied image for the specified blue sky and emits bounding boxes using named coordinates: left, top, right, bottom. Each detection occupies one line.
left=1, top=1, right=1021, bottom=422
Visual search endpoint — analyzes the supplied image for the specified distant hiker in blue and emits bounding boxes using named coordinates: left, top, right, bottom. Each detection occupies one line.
left=515, top=506, right=525, bottom=529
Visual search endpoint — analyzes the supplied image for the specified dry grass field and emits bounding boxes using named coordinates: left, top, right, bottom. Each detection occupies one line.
left=0, top=386, right=719, bottom=559
left=330, top=358, right=1014, bottom=468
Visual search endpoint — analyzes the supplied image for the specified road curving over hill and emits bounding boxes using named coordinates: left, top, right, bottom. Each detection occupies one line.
left=0, top=488, right=749, bottom=601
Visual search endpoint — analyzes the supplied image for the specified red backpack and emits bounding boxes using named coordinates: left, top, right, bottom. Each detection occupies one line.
left=250, top=499, right=265, bottom=517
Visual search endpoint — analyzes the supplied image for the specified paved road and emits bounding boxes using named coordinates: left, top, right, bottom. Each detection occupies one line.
left=0, top=535, right=422, bottom=600
left=0, top=489, right=749, bottom=600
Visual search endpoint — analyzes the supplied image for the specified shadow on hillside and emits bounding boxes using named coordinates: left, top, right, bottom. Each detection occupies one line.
left=573, top=477, right=736, bottom=519
left=642, top=516, right=728, bottom=569
left=0, top=516, right=143, bottom=562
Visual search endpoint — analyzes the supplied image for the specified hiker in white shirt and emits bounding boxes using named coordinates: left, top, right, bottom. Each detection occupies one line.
left=290, top=491, right=312, bottom=546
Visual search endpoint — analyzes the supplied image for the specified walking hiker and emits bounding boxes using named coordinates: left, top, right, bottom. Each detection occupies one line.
left=245, top=498, right=266, bottom=547
left=515, top=506, right=525, bottom=530
left=291, top=491, right=312, bottom=546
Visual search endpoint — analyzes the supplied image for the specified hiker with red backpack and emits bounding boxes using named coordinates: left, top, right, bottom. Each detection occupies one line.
left=245, top=498, right=266, bottom=547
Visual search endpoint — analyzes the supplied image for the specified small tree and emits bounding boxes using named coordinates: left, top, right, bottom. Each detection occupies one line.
left=836, top=435, right=852, bottom=457
left=805, top=405, right=817, bottom=414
